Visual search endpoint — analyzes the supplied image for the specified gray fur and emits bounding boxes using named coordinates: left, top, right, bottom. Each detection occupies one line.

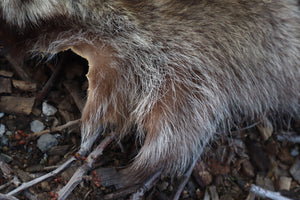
left=1, top=0, right=299, bottom=179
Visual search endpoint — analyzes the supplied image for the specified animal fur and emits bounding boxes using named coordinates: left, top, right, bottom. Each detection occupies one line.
left=1, top=0, right=299, bottom=180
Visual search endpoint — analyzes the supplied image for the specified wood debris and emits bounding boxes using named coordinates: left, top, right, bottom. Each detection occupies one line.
left=0, top=96, right=35, bottom=115
left=12, top=80, right=37, bottom=92
left=0, top=77, right=11, bottom=94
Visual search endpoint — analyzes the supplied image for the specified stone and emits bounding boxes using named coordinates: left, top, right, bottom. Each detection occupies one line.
left=0, top=124, right=5, bottom=136
left=42, top=102, right=57, bottom=116
left=30, top=120, right=45, bottom=133
left=37, top=133, right=58, bottom=152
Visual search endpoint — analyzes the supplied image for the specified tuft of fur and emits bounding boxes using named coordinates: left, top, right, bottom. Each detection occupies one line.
left=1, top=0, right=299, bottom=181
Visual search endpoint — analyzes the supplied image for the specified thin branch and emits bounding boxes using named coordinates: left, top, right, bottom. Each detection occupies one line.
left=0, top=193, right=19, bottom=200
left=7, top=157, right=76, bottom=196
left=277, top=135, right=300, bottom=144
left=57, top=132, right=117, bottom=200
left=131, top=169, right=163, bottom=200
left=0, top=155, right=21, bottom=193
left=172, top=157, right=199, bottom=200
left=29, top=119, right=80, bottom=139
left=103, top=185, right=140, bottom=200
left=36, top=60, right=64, bottom=101
left=0, top=180, right=14, bottom=190
left=6, top=124, right=102, bottom=197
left=250, top=184, right=293, bottom=200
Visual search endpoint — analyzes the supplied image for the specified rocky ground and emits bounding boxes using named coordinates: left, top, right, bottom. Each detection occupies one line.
left=0, top=51, right=299, bottom=200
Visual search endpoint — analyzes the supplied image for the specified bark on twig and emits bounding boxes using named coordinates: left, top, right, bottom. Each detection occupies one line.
left=36, top=61, right=64, bottom=100
left=131, top=169, right=163, bottom=200
left=5, top=53, right=30, bottom=82
left=172, top=157, right=199, bottom=200
left=104, top=185, right=140, bottom=200
left=277, top=135, right=300, bottom=144
left=250, top=184, right=293, bottom=200
left=7, top=157, right=76, bottom=196
left=0, top=194, right=19, bottom=200
left=57, top=132, right=117, bottom=200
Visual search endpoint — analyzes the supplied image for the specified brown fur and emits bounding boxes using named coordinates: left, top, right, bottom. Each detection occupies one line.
left=0, top=0, right=299, bottom=182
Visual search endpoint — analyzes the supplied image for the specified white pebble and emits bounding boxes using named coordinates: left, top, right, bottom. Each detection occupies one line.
left=30, top=120, right=45, bottom=133
left=0, top=124, right=5, bottom=136
left=42, top=102, right=57, bottom=116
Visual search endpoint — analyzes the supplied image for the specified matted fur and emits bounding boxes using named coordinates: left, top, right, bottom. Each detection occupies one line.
left=1, top=0, right=299, bottom=180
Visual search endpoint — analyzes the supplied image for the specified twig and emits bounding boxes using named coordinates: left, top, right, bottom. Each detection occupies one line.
left=250, top=184, right=294, bottom=200
left=6, top=124, right=102, bottom=197
left=0, top=180, right=13, bottom=190
left=7, top=157, right=76, bottom=196
left=57, top=132, right=117, bottom=200
left=5, top=52, right=30, bottom=81
left=104, top=185, right=140, bottom=200
left=131, top=169, right=163, bottom=200
left=0, top=194, right=19, bottom=200
left=0, top=156, right=21, bottom=190
left=277, top=135, right=300, bottom=144
left=172, top=157, right=199, bottom=200
left=29, top=119, right=80, bottom=139
left=36, top=60, right=64, bottom=100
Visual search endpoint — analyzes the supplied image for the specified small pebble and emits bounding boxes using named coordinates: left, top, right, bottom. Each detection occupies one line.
left=158, top=181, right=169, bottom=191
left=14, top=134, right=22, bottom=141
left=30, top=120, right=45, bottom=133
left=42, top=102, right=57, bottom=116
left=40, top=181, right=51, bottom=192
left=37, top=133, right=58, bottom=152
left=5, top=131, right=13, bottom=136
left=291, top=148, right=299, bottom=157
left=0, top=124, right=5, bottom=136
left=168, top=185, right=174, bottom=192
left=54, top=133, right=62, bottom=140
left=40, top=153, right=48, bottom=165
left=2, top=146, right=8, bottom=151
left=0, top=135, right=9, bottom=147
left=28, top=147, right=33, bottom=153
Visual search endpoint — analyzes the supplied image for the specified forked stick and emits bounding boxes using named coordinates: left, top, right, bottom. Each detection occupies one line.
left=57, top=132, right=117, bottom=200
